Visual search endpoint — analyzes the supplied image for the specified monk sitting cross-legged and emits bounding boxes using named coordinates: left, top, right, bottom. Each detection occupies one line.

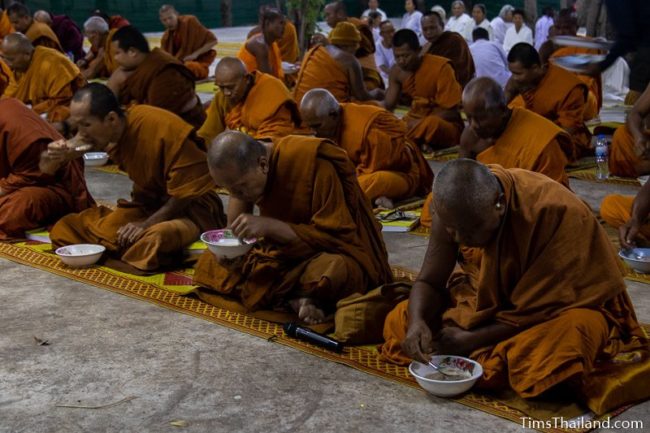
left=383, top=29, right=464, bottom=154
left=198, top=57, right=301, bottom=143
left=0, top=98, right=93, bottom=240
left=50, top=84, right=226, bottom=272
left=2, top=33, right=86, bottom=122
left=193, top=131, right=393, bottom=324
left=237, top=7, right=285, bottom=80
left=419, top=77, right=572, bottom=228
left=6, top=3, right=62, bottom=52
left=159, top=4, right=217, bottom=80
left=380, top=158, right=650, bottom=416
left=76, top=16, right=119, bottom=79
left=300, top=88, right=433, bottom=209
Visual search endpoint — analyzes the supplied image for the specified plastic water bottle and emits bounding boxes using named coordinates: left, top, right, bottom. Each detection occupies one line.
left=595, top=134, right=609, bottom=180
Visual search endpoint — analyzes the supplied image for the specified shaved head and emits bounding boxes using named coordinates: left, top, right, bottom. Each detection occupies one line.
left=299, top=88, right=341, bottom=139
left=33, top=10, right=52, bottom=25
left=462, top=77, right=506, bottom=111
left=215, top=57, right=247, bottom=80
left=2, top=32, right=34, bottom=53
left=84, top=16, right=109, bottom=33
left=214, top=57, right=251, bottom=106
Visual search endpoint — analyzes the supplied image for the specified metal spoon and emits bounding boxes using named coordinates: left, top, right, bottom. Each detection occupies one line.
left=428, top=360, right=454, bottom=378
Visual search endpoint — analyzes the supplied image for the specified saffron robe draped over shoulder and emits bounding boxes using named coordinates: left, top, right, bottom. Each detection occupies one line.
left=50, top=106, right=226, bottom=271
left=426, top=31, right=475, bottom=87
left=381, top=166, right=649, bottom=416
left=278, top=20, right=299, bottom=63
left=4, top=46, right=86, bottom=122
left=608, top=124, right=644, bottom=178
left=193, top=135, right=392, bottom=311
left=0, top=58, right=14, bottom=96
left=346, top=17, right=382, bottom=90
left=161, top=15, right=217, bottom=80
left=0, top=98, right=93, bottom=239
left=198, top=71, right=300, bottom=142
left=237, top=36, right=284, bottom=80
left=293, top=46, right=350, bottom=104
left=0, top=10, right=13, bottom=39
left=25, top=20, right=63, bottom=51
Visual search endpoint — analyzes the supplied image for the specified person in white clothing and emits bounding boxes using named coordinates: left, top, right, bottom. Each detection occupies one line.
left=491, top=4, right=514, bottom=45
left=471, top=4, right=493, bottom=41
left=503, top=9, right=533, bottom=54
left=375, top=20, right=396, bottom=85
left=402, top=0, right=423, bottom=41
left=367, top=11, right=383, bottom=43
left=445, top=0, right=473, bottom=42
left=431, top=5, right=446, bottom=23
left=534, top=7, right=554, bottom=50
left=470, top=27, right=511, bottom=88
left=361, top=0, right=388, bottom=22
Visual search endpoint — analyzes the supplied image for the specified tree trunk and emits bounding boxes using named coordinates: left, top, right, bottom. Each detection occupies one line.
left=221, top=0, right=232, bottom=27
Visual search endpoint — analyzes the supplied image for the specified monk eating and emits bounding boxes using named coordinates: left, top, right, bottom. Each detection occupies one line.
left=159, top=4, right=217, bottom=80
left=0, top=98, right=93, bottom=240
left=383, top=29, right=463, bottom=153
left=601, top=180, right=650, bottom=250
left=50, top=84, right=226, bottom=272
left=506, top=42, right=591, bottom=160
left=77, top=16, right=118, bottom=79
left=2, top=33, right=86, bottom=122
left=237, top=7, right=285, bottom=80
left=107, top=25, right=205, bottom=129
left=300, top=88, right=433, bottom=209
left=198, top=57, right=300, bottom=143
left=294, top=22, right=384, bottom=104
left=419, top=77, right=571, bottom=228
left=421, top=11, right=475, bottom=87
left=193, top=131, right=392, bottom=323
left=6, top=3, right=62, bottom=51
left=381, top=158, right=649, bottom=415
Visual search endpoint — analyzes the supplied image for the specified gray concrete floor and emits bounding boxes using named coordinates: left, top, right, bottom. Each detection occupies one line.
left=1, top=161, right=649, bottom=433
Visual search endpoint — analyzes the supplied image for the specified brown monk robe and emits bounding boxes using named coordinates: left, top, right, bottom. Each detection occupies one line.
left=300, top=88, right=433, bottom=209
left=50, top=84, right=226, bottom=272
left=0, top=98, right=93, bottom=240
left=0, top=58, right=14, bottom=95
left=107, top=26, right=205, bottom=129
left=381, top=159, right=650, bottom=415
left=78, top=17, right=118, bottom=80
left=506, top=42, right=591, bottom=161
left=0, top=9, right=14, bottom=39
left=421, top=11, right=475, bottom=87
left=420, top=77, right=571, bottom=228
left=384, top=29, right=463, bottom=153
left=237, top=7, right=285, bottom=80
left=193, top=131, right=392, bottom=323
left=198, top=58, right=300, bottom=143
left=2, top=34, right=85, bottom=122
left=159, top=5, right=217, bottom=80
left=293, top=23, right=384, bottom=105
left=7, top=3, right=62, bottom=52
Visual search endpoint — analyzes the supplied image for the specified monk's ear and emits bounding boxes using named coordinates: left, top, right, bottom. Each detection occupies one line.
left=495, top=194, right=506, bottom=216
left=258, top=155, right=269, bottom=175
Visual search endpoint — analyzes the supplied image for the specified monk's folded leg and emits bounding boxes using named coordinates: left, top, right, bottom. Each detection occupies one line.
left=294, top=252, right=366, bottom=306
left=406, top=115, right=461, bottom=151
left=121, top=217, right=200, bottom=271
left=0, top=187, right=68, bottom=240
left=601, top=194, right=650, bottom=242
left=609, top=125, right=643, bottom=178
left=184, top=61, right=210, bottom=80
left=378, top=300, right=411, bottom=366
left=357, top=171, right=412, bottom=203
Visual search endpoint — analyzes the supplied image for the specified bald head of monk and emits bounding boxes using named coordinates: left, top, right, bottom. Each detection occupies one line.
left=7, top=3, right=33, bottom=34
left=259, top=6, right=285, bottom=41
left=324, top=1, right=347, bottom=29
left=214, top=57, right=254, bottom=106
left=392, top=29, right=421, bottom=72
left=507, top=43, right=545, bottom=92
left=463, top=77, right=511, bottom=140
left=33, top=10, right=52, bottom=26
left=110, top=25, right=150, bottom=70
left=83, top=16, right=110, bottom=49
left=207, top=131, right=271, bottom=204
left=159, top=4, right=180, bottom=31
left=299, top=88, right=342, bottom=140
left=1, top=33, right=34, bottom=73
left=69, top=83, right=126, bottom=151
left=433, top=158, right=506, bottom=247
left=553, top=8, right=578, bottom=37
left=421, top=11, right=445, bottom=44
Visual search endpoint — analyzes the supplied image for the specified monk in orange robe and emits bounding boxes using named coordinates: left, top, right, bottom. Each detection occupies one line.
left=0, top=58, right=14, bottom=95
left=300, top=88, right=433, bottom=208
left=601, top=188, right=650, bottom=249
left=248, top=17, right=300, bottom=64
left=0, top=98, right=93, bottom=240
left=237, top=7, right=285, bottom=80
left=0, top=9, right=14, bottom=39
left=381, top=159, right=650, bottom=416
left=77, top=17, right=118, bottom=79
left=193, top=131, right=392, bottom=323
left=198, top=57, right=300, bottom=143
left=384, top=29, right=463, bottom=154
left=50, top=84, right=226, bottom=272
left=6, top=3, right=62, bottom=51
left=506, top=42, right=591, bottom=161
left=420, top=77, right=572, bottom=227
left=159, top=5, right=217, bottom=80
left=107, top=26, right=205, bottom=129
left=421, top=11, right=475, bottom=87
left=2, top=34, right=85, bottom=122
left=294, top=22, right=384, bottom=105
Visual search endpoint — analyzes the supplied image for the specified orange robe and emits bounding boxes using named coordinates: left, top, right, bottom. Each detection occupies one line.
left=50, top=106, right=226, bottom=272
left=118, top=47, right=204, bottom=128
left=403, top=54, right=463, bottom=150
left=346, top=17, right=382, bottom=90
left=0, top=10, right=14, bottom=39
left=381, top=166, right=650, bottom=415
left=509, top=63, right=591, bottom=160
left=4, top=46, right=86, bottom=122
left=425, top=31, right=475, bottom=87
left=338, top=103, right=433, bottom=202
left=0, top=98, right=93, bottom=240
left=293, top=46, right=350, bottom=104
left=193, top=135, right=393, bottom=311
left=278, top=20, right=300, bottom=63
left=198, top=71, right=300, bottom=142
left=83, top=28, right=118, bottom=79
left=0, top=58, right=14, bottom=95
left=237, top=36, right=284, bottom=80
left=161, top=15, right=217, bottom=80
left=600, top=194, right=650, bottom=241
left=25, top=20, right=63, bottom=52
left=608, top=124, right=642, bottom=178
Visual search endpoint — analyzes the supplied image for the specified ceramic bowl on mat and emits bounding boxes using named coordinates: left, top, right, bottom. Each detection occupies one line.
left=200, top=229, right=256, bottom=259
left=55, top=244, right=105, bottom=267
left=83, top=152, right=109, bottom=167
left=409, top=355, right=483, bottom=397
left=619, top=248, right=650, bottom=273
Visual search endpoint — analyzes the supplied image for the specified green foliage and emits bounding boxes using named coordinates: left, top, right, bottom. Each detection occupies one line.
left=287, top=0, right=327, bottom=53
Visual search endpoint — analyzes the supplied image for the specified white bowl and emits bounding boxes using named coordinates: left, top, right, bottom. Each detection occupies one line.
left=619, top=248, right=650, bottom=273
left=409, top=355, right=483, bottom=397
left=55, top=244, right=105, bottom=267
left=200, top=229, right=255, bottom=259
left=83, top=152, right=109, bottom=167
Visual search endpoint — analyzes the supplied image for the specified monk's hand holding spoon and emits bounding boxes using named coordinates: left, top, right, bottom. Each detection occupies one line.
left=117, top=222, right=149, bottom=249
left=231, top=214, right=298, bottom=244
left=620, top=218, right=641, bottom=250
left=401, top=320, right=435, bottom=364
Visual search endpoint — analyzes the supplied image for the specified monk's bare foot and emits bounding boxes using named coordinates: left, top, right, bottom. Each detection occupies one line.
left=374, top=196, right=395, bottom=209
left=289, top=298, right=326, bottom=324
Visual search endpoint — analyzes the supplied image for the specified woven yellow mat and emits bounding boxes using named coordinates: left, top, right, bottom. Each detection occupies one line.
left=568, top=168, right=641, bottom=186
left=423, top=146, right=459, bottom=162
left=92, top=164, right=126, bottom=176
left=0, top=240, right=644, bottom=433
